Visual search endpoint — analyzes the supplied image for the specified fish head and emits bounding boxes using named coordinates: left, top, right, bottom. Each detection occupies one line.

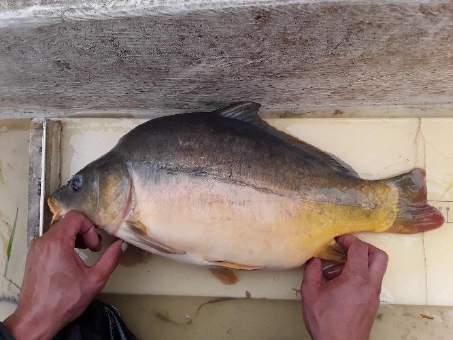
left=48, top=167, right=98, bottom=223
left=48, top=154, right=132, bottom=232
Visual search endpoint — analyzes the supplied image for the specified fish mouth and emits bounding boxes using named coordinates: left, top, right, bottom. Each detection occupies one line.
left=48, top=196, right=64, bottom=224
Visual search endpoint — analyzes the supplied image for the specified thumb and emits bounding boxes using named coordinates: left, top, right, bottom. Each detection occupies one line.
left=302, top=258, right=322, bottom=296
left=90, top=240, right=125, bottom=286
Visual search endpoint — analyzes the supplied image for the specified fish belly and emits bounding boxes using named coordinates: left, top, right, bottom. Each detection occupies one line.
left=118, top=171, right=397, bottom=269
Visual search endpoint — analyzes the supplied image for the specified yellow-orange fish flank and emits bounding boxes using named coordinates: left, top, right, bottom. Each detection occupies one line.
left=48, top=102, right=444, bottom=276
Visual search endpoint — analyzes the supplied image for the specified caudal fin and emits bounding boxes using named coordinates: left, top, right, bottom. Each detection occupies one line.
left=387, top=169, right=444, bottom=234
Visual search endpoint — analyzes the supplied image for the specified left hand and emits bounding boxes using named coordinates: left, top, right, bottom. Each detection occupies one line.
left=300, top=235, right=388, bottom=340
left=4, top=211, right=125, bottom=340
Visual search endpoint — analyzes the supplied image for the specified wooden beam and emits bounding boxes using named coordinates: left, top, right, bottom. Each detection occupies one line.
left=2, top=0, right=453, bottom=118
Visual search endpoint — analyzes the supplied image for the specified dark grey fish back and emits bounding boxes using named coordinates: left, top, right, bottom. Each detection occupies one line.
left=114, top=112, right=358, bottom=195
left=213, top=102, right=358, bottom=177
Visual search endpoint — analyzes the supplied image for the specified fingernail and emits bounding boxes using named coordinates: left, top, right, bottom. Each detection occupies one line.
left=121, top=241, right=128, bottom=253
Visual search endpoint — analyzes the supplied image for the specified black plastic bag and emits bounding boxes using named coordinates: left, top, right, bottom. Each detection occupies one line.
left=54, top=300, right=137, bottom=340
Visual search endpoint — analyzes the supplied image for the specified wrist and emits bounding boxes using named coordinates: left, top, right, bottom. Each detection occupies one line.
left=313, top=333, right=367, bottom=340
left=315, top=336, right=348, bottom=340
left=4, top=309, right=56, bottom=340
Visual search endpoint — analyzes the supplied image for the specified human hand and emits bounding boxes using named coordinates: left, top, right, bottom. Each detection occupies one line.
left=4, top=211, right=125, bottom=340
left=301, top=235, right=388, bottom=340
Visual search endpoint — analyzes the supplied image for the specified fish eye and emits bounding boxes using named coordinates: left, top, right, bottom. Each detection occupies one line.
left=70, top=175, right=83, bottom=192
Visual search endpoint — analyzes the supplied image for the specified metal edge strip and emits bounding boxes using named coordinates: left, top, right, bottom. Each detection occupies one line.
left=27, top=118, right=44, bottom=245
left=38, top=120, right=47, bottom=237
left=27, top=119, right=62, bottom=243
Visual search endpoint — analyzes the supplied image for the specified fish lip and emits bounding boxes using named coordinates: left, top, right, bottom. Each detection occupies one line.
left=48, top=196, right=63, bottom=224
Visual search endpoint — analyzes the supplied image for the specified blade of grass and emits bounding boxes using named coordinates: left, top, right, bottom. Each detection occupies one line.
left=4, top=208, right=18, bottom=277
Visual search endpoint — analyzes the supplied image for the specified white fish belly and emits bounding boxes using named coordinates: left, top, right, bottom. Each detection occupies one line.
left=120, top=171, right=333, bottom=269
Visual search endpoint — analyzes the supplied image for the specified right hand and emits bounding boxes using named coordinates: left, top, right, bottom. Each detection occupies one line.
left=301, top=235, right=388, bottom=340
left=4, top=211, right=125, bottom=340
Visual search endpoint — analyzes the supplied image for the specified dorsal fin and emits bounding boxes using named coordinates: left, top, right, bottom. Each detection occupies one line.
left=214, top=102, right=358, bottom=177
left=214, top=102, right=262, bottom=124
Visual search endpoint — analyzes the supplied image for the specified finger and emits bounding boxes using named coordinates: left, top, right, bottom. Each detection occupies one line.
left=302, top=258, right=323, bottom=294
left=337, top=236, right=369, bottom=276
left=369, top=248, right=389, bottom=286
left=338, top=235, right=383, bottom=267
left=89, top=240, right=125, bottom=285
left=54, top=211, right=100, bottom=250
left=53, top=210, right=93, bottom=237
left=75, top=232, right=102, bottom=251
left=72, top=218, right=100, bottom=251
left=335, top=234, right=360, bottom=250
left=321, top=261, right=344, bottom=280
left=363, top=240, right=386, bottom=267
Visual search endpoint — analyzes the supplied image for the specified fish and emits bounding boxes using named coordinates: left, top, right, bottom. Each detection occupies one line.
left=48, top=102, right=444, bottom=281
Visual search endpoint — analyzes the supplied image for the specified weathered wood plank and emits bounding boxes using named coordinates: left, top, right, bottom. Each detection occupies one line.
left=2, top=1, right=453, bottom=118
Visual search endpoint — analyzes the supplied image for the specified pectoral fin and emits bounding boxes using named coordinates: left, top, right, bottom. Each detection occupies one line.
left=126, top=220, right=148, bottom=236
left=125, top=221, right=185, bottom=255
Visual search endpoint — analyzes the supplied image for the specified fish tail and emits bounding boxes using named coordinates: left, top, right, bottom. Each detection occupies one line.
left=387, top=168, right=444, bottom=233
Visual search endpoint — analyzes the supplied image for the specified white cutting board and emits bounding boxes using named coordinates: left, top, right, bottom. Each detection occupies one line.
left=59, top=118, right=453, bottom=306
